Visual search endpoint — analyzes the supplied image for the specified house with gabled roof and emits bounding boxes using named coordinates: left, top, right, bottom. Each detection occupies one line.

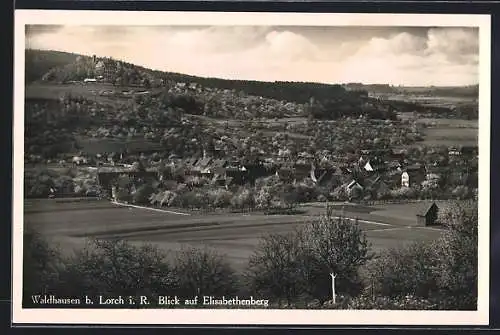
left=425, top=165, right=443, bottom=182
left=182, top=157, right=199, bottom=176
left=364, top=158, right=386, bottom=173
left=366, top=175, right=390, bottom=198
left=401, top=164, right=426, bottom=187
left=346, top=179, right=364, bottom=201
left=195, top=157, right=213, bottom=169
left=188, top=157, right=212, bottom=177
left=415, top=202, right=439, bottom=226
left=387, top=160, right=402, bottom=172
left=310, top=166, right=339, bottom=187
left=346, top=179, right=363, bottom=191
left=448, top=146, right=461, bottom=156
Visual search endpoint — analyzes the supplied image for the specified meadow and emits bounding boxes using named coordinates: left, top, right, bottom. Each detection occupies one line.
left=23, top=199, right=444, bottom=270
left=398, top=112, right=478, bottom=147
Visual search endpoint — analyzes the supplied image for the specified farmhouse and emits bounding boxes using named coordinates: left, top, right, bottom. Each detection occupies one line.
left=401, top=164, right=425, bottom=188
left=346, top=179, right=363, bottom=191
left=415, top=202, right=439, bottom=226
left=191, top=157, right=213, bottom=176
left=310, top=166, right=334, bottom=185
left=94, top=58, right=118, bottom=82
left=72, top=155, right=88, bottom=166
left=425, top=165, right=442, bottom=182
left=364, top=159, right=386, bottom=173
left=367, top=175, right=389, bottom=196
left=346, top=179, right=364, bottom=201
left=387, top=160, right=402, bottom=172
left=448, top=147, right=461, bottom=156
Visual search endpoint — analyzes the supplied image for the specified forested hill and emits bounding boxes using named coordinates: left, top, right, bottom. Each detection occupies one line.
left=25, top=49, right=350, bottom=104
left=25, top=49, right=80, bottom=84
left=344, top=82, right=479, bottom=99
left=165, top=76, right=348, bottom=104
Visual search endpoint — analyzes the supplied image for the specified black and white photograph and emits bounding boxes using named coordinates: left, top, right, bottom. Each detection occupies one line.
left=13, top=11, right=490, bottom=325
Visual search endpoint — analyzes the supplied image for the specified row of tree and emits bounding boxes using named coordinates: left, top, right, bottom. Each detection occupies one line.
left=24, top=200, right=477, bottom=310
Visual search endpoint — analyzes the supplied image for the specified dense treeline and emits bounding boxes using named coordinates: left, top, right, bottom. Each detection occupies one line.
left=170, top=76, right=348, bottom=105
left=24, top=201, right=477, bottom=309
left=344, top=83, right=398, bottom=94
left=307, top=96, right=398, bottom=121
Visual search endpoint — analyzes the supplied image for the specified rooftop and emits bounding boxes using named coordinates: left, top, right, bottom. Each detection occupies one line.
left=416, top=201, right=438, bottom=216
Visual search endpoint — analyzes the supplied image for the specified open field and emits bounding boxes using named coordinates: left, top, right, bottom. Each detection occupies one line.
left=24, top=199, right=444, bottom=270
left=417, top=118, right=478, bottom=128
left=25, top=83, right=161, bottom=105
left=399, top=113, right=478, bottom=128
left=376, top=93, right=477, bottom=107
left=26, top=83, right=126, bottom=105
left=419, top=128, right=477, bottom=147
left=398, top=113, right=478, bottom=147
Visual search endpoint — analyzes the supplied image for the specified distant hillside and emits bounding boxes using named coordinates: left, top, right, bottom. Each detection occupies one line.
left=344, top=82, right=478, bottom=99
left=165, top=75, right=348, bottom=104
left=397, top=85, right=479, bottom=98
left=344, top=83, right=398, bottom=94
left=27, top=49, right=350, bottom=105
left=25, top=49, right=80, bottom=84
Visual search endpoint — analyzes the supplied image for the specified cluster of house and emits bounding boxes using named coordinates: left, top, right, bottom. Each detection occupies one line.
left=81, top=142, right=478, bottom=201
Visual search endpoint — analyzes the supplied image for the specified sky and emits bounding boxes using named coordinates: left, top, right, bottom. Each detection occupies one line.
left=25, top=25, right=479, bottom=86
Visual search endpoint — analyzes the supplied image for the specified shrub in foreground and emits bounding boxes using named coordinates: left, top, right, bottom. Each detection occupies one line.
left=173, top=246, right=239, bottom=298
left=246, top=207, right=370, bottom=305
left=55, top=239, right=178, bottom=298
left=23, top=229, right=63, bottom=304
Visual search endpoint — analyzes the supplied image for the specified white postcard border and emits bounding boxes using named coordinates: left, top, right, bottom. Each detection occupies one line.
left=13, top=10, right=491, bottom=326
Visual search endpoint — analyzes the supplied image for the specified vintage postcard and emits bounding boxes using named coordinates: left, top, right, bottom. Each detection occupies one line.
left=13, top=10, right=490, bottom=325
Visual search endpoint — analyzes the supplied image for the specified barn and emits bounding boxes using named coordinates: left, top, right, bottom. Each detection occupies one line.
left=415, top=202, right=439, bottom=226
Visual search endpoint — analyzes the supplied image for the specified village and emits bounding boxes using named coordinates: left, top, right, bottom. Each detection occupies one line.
left=23, top=53, right=479, bottom=227
left=22, top=22, right=481, bottom=312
